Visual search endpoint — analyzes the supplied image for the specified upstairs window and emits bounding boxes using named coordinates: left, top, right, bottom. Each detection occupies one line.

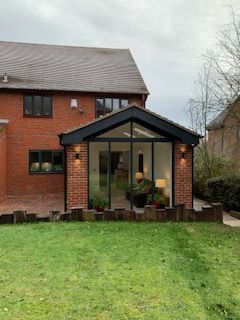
left=24, top=95, right=52, bottom=117
left=96, top=98, right=128, bottom=117
left=29, top=150, right=63, bottom=173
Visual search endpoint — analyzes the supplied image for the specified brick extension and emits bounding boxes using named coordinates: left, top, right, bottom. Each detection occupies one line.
left=174, top=142, right=193, bottom=208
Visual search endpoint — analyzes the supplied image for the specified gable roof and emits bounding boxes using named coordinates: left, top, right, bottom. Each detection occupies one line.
left=61, top=105, right=201, bottom=145
left=207, top=108, right=229, bottom=130
left=207, top=96, right=240, bottom=130
left=0, top=41, right=149, bottom=95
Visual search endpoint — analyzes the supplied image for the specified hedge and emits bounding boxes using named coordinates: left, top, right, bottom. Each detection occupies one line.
left=207, top=175, right=240, bottom=211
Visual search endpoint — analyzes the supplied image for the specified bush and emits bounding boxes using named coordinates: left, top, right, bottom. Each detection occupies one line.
left=207, top=175, right=240, bottom=211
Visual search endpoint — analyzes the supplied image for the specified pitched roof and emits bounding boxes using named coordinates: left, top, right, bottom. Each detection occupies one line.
left=61, top=105, right=201, bottom=145
left=207, top=108, right=229, bottom=130
left=0, top=41, right=149, bottom=95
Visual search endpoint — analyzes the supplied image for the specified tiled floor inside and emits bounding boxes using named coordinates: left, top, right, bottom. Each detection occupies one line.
left=0, top=194, right=64, bottom=216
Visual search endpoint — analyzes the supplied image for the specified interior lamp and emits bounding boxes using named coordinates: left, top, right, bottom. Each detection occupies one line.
left=155, top=179, right=166, bottom=189
left=135, top=172, right=144, bottom=182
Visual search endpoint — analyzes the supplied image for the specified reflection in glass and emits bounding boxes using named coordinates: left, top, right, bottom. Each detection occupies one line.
left=111, top=142, right=131, bottom=210
left=89, top=142, right=109, bottom=210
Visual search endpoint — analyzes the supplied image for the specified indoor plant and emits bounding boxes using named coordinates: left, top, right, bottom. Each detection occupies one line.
left=147, top=193, right=167, bottom=209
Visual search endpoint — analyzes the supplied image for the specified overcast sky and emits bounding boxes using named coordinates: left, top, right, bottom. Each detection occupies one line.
left=1, top=0, right=240, bottom=127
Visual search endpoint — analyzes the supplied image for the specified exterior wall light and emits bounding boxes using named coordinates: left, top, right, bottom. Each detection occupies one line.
left=76, top=153, right=80, bottom=160
left=181, top=152, right=186, bottom=159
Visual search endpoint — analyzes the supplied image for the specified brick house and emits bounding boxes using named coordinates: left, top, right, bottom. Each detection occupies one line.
left=0, top=41, right=200, bottom=211
left=207, top=98, right=240, bottom=166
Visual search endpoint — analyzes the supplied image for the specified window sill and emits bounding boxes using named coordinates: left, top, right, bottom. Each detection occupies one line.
left=24, top=115, right=53, bottom=118
left=29, top=171, right=64, bottom=174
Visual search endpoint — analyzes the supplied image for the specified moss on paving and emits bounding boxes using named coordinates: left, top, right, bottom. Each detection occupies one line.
left=0, top=222, right=239, bottom=319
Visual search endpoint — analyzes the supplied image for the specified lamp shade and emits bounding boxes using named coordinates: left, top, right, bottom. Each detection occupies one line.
left=41, top=162, right=52, bottom=172
left=135, top=172, right=144, bottom=180
left=155, top=179, right=166, bottom=188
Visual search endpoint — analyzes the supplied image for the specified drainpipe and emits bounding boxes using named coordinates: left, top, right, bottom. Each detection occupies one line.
left=59, top=134, right=67, bottom=212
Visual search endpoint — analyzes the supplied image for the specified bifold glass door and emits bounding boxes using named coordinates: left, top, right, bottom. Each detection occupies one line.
left=89, top=141, right=172, bottom=211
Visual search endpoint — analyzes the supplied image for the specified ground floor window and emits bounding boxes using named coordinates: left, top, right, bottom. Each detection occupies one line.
left=89, top=142, right=172, bottom=211
left=29, top=150, right=64, bottom=173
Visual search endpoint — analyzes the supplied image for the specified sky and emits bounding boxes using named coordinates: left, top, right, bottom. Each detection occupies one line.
left=1, top=0, right=240, bottom=127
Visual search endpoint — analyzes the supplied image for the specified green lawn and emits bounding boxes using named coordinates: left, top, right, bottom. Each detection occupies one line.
left=0, top=222, right=239, bottom=320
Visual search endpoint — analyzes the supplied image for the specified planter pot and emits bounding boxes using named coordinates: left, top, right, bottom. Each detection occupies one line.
left=95, top=206, right=105, bottom=213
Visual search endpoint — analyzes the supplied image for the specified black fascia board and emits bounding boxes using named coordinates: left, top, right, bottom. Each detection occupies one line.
left=61, top=106, right=200, bottom=145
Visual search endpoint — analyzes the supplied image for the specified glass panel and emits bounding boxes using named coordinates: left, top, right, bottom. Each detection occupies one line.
left=120, top=99, right=128, bottom=108
left=105, top=98, right=112, bottom=113
left=30, top=152, right=40, bottom=172
left=34, top=96, right=42, bottom=116
left=132, top=122, right=164, bottom=138
left=98, top=122, right=131, bottom=138
left=53, top=151, right=63, bottom=172
left=111, top=142, right=131, bottom=210
left=41, top=151, right=52, bottom=172
left=24, top=96, right=33, bottom=115
left=89, top=143, right=109, bottom=210
left=154, top=142, right=172, bottom=207
left=133, top=142, right=152, bottom=212
left=43, top=96, right=52, bottom=116
left=112, top=99, right=119, bottom=111
left=96, top=98, right=104, bottom=117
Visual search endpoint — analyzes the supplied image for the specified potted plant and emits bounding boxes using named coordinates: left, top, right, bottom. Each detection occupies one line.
left=92, top=196, right=109, bottom=221
left=147, top=194, right=167, bottom=209
left=93, top=196, right=109, bottom=212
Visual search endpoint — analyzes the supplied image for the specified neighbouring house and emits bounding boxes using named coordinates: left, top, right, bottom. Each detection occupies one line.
left=0, top=41, right=200, bottom=212
left=207, top=98, right=240, bottom=165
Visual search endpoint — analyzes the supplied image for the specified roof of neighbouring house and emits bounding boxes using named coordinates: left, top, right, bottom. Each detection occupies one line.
left=0, top=41, right=149, bottom=95
left=61, top=105, right=201, bottom=145
left=207, top=96, right=240, bottom=130
left=207, top=108, right=229, bottom=130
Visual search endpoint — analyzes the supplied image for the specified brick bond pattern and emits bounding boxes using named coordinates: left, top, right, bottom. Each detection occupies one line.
left=174, top=142, right=193, bottom=208
left=67, top=143, right=88, bottom=209
left=0, top=91, right=142, bottom=199
left=0, top=125, right=7, bottom=201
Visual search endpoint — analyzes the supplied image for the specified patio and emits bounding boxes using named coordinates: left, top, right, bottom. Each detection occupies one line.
left=0, top=194, right=64, bottom=216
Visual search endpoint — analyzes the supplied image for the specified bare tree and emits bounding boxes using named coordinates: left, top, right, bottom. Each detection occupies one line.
left=205, top=7, right=240, bottom=125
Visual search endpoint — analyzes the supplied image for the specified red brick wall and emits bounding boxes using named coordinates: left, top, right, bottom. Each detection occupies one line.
left=0, top=124, right=7, bottom=201
left=0, top=91, right=143, bottom=197
left=174, top=142, right=193, bottom=208
left=67, top=143, right=88, bottom=209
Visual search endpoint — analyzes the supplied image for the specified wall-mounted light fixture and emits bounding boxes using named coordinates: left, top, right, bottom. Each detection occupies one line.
left=181, top=152, right=186, bottom=159
left=71, top=98, right=78, bottom=108
left=76, top=153, right=80, bottom=160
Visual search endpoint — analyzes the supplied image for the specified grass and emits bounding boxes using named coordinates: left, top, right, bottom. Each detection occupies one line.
left=0, top=222, right=240, bottom=320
